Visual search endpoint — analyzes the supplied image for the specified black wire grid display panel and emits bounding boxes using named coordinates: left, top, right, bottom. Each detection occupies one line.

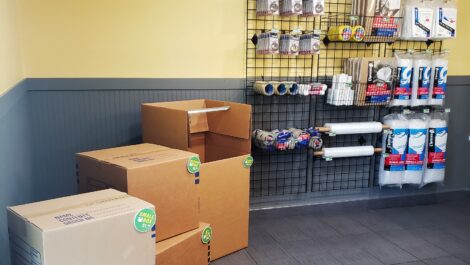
left=246, top=0, right=443, bottom=198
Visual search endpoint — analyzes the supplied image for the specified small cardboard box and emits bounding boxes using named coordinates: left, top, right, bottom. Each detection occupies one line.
left=76, top=144, right=200, bottom=242
left=7, top=189, right=156, bottom=265
left=142, top=99, right=252, bottom=260
left=156, top=223, right=212, bottom=265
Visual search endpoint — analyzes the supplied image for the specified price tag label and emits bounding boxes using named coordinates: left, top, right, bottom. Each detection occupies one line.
left=445, top=108, right=451, bottom=113
left=325, top=157, right=333, bottom=161
left=328, top=132, right=337, bottom=137
left=423, top=109, right=430, bottom=114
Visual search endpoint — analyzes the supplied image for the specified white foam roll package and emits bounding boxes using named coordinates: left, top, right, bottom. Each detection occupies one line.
left=403, top=114, right=430, bottom=185
left=391, top=52, right=413, bottom=107
left=411, top=53, right=432, bottom=107
left=429, top=53, right=449, bottom=106
left=322, top=146, right=375, bottom=159
left=379, top=114, right=409, bottom=187
left=423, top=113, right=449, bottom=186
left=324, top=122, right=383, bottom=135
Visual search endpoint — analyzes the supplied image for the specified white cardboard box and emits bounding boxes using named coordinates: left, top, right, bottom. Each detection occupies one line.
left=7, top=189, right=156, bottom=265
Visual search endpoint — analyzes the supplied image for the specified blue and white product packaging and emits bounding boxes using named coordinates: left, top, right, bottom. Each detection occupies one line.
left=288, top=128, right=311, bottom=149
left=272, top=130, right=293, bottom=151
left=402, top=0, right=434, bottom=40
left=299, top=31, right=321, bottom=55
left=307, top=128, right=323, bottom=151
left=429, top=52, right=449, bottom=106
left=411, top=52, right=432, bottom=106
left=257, top=0, right=280, bottom=16
left=403, top=114, right=430, bottom=185
left=423, top=113, right=448, bottom=185
left=391, top=51, right=413, bottom=106
left=379, top=114, right=409, bottom=187
left=280, top=0, right=303, bottom=16
left=253, top=129, right=276, bottom=151
left=432, top=0, right=457, bottom=39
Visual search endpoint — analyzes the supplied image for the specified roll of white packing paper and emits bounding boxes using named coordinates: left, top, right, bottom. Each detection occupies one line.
left=391, top=57, right=413, bottom=107
left=324, top=122, right=383, bottom=135
left=429, top=57, right=448, bottom=106
left=423, top=119, right=448, bottom=185
left=322, top=146, right=375, bottom=158
left=411, top=57, right=432, bottom=106
left=379, top=115, right=409, bottom=187
left=403, top=118, right=428, bottom=185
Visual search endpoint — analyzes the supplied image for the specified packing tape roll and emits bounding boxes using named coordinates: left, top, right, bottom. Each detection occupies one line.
left=352, top=26, right=365, bottom=42
left=285, top=82, right=299, bottom=95
left=271, top=82, right=288, bottom=96
left=324, top=122, right=383, bottom=135
left=323, top=146, right=375, bottom=158
left=254, top=81, right=275, bottom=96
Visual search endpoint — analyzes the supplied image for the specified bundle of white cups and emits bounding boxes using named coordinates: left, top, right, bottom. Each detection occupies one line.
left=254, top=81, right=327, bottom=96
left=327, top=73, right=354, bottom=106
left=256, top=0, right=325, bottom=17
left=379, top=112, right=449, bottom=188
left=391, top=51, right=449, bottom=107
left=401, top=0, right=457, bottom=40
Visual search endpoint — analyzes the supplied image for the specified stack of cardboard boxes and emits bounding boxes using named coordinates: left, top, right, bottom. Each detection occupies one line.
left=76, top=99, right=252, bottom=263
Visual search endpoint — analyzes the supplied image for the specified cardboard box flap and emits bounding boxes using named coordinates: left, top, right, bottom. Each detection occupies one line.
left=9, top=190, right=154, bottom=232
left=142, top=104, right=190, bottom=150
left=144, top=100, right=206, bottom=112
left=205, top=100, right=251, bottom=140
left=78, top=144, right=169, bottom=161
left=109, top=148, right=198, bottom=169
left=156, top=223, right=210, bottom=255
left=9, top=189, right=126, bottom=218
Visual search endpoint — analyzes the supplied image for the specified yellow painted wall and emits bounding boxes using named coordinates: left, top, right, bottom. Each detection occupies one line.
left=0, top=0, right=23, bottom=95
left=15, top=0, right=470, bottom=78
left=17, top=0, right=246, bottom=78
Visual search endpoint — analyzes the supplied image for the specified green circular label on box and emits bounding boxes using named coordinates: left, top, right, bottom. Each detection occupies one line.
left=243, top=155, right=254, bottom=168
left=187, top=156, right=201, bottom=174
left=201, top=226, right=213, bottom=244
left=134, top=208, right=156, bottom=233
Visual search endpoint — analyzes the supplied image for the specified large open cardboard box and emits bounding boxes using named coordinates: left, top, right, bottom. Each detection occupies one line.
left=156, top=223, right=211, bottom=265
left=76, top=144, right=200, bottom=242
left=142, top=99, right=252, bottom=260
left=7, top=189, right=155, bottom=265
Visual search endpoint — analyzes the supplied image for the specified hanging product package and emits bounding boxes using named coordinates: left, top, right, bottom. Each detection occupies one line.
left=253, top=129, right=276, bottom=151
left=352, top=0, right=402, bottom=42
left=299, top=31, right=321, bottom=55
left=423, top=112, right=448, bottom=186
left=257, top=0, right=280, bottom=16
left=391, top=51, right=414, bottom=106
left=432, top=0, right=457, bottom=39
left=402, top=0, right=434, bottom=40
left=355, top=57, right=395, bottom=106
left=301, top=0, right=325, bottom=16
left=411, top=52, right=432, bottom=106
left=280, top=0, right=303, bottom=16
left=379, top=114, right=409, bottom=187
left=280, top=33, right=300, bottom=55
left=257, top=31, right=280, bottom=55
left=429, top=51, right=449, bottom=106
left=403, top=113, right=429, bottom=185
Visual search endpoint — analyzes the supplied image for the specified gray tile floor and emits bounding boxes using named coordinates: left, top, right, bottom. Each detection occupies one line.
left=214, top=198, right=470, bottom=265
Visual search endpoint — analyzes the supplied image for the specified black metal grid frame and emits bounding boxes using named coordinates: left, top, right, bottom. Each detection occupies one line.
left=246, top=0, right=443, bottom=199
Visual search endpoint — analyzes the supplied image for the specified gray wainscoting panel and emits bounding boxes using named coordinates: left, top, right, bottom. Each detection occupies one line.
left=0, top=81, right=33, bottom=265
left=27, top=79, right=245, bottom=202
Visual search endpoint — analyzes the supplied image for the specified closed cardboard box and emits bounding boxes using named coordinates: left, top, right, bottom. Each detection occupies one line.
left=142, top=99, right=252, bottom=260
left=7, top=189, right=156, bottom=265
left=156, top=223, right=211, bottom=265
left=76, top=144, right=200, bottom=242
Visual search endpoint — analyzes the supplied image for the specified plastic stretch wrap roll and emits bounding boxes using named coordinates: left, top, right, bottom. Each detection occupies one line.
left=423, top=118, right=448, bottom=185
left=322, top=146, right=375, bottom=158
left=379, top=114, right=409, bottom=187
left=324, top=122, right=383, bottom=135
left=404, top=116, right=429, bottom=185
